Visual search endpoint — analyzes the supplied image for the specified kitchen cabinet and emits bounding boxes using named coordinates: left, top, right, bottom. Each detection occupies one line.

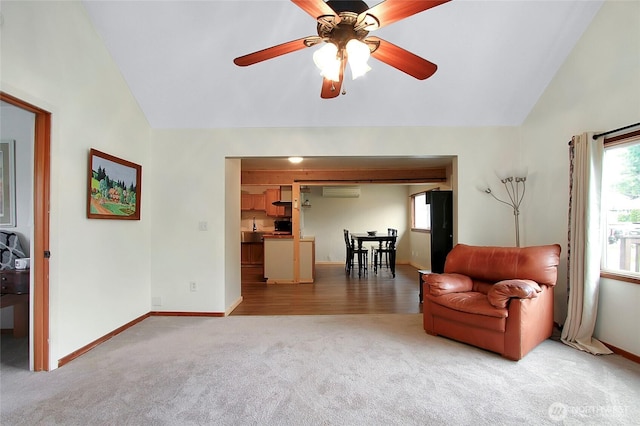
left=241, top=242, right=264, bottom=265
left=241, top=193, right=266, bottom=211
left=241, top=194, right=251, bottom=210
left=265, top=188, right=285, bottom=217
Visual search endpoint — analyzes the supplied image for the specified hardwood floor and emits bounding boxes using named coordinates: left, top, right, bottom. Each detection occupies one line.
left=232, top=263, right=424, bottom=315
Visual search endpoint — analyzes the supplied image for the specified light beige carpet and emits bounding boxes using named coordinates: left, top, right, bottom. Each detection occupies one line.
left=1, top=314, right=639, bottom=425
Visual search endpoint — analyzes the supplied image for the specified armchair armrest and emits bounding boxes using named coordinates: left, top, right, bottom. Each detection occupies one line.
left=423, top=273, right=473, bottom=296
left=487, top=279, right=542, bottom=308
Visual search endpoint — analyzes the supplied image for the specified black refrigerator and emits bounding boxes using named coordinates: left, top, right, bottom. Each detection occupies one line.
left=426, top=190, right=453, bottom=273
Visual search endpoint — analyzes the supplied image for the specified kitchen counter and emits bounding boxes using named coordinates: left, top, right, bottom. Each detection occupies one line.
left=263, top=234, right=315, bottom=241
left=263, top=236, right=315, bottom=283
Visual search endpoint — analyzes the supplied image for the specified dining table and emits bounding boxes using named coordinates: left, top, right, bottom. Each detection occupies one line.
left=350, top=232, right=397, bottom=278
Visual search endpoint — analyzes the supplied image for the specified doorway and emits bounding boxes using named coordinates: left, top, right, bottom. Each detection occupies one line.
left=0, top=92, right=51, bottom=371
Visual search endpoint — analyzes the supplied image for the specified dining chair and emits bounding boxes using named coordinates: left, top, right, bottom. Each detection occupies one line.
left=373, top=228, right=397, bottom=272
left=343, top=229, right=352, bottom=273
left=344, top=229, right=368, bottom=275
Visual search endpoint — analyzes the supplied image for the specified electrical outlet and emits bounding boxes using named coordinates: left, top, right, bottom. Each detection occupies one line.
left=190, top=282, right=197, bottom=292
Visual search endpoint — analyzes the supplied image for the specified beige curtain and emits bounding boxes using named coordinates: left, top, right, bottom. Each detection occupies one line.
left=561, top=132, right=612, bottom=355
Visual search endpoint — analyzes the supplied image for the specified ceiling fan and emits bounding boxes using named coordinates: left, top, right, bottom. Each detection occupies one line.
left=233, top=0, right=451, bottom=99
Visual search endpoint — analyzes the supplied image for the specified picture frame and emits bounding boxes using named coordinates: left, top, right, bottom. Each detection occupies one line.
left=87, top=148, right=142, bottom=220
left=0, top=140, right=16, bottom=227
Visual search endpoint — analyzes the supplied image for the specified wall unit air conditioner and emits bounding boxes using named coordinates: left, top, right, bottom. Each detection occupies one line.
left=322, top=186, right=361, bottom=198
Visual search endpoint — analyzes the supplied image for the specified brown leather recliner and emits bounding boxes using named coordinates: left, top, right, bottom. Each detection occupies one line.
left=422, top=243, right=561, bottom=360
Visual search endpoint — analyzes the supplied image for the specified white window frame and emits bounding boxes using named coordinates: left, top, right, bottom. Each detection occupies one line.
left=601, top=130, right=640, bottom=285
left=411, top=191, right=430, bottom=232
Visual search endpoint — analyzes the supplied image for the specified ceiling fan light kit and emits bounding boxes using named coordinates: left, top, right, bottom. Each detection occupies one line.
left=313, top=39, right=371, bottom=82
left=313, top=43, right=341, bottom=81
left=344, top=39, right=372, bottom=79
left=234, top=0, right=450, bottom=98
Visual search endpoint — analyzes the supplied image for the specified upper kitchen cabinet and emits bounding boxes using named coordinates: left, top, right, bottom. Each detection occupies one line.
left=241, top=193, right=266, bottom=211
left=265, top=188, right=286, bottom=217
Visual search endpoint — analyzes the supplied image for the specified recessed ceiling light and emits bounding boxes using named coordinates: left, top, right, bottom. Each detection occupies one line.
left=288, top=157, right=303, bottom=164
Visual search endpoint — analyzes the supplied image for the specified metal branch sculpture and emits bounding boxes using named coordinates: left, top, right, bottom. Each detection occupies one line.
left=485, top=176, right=526, bottom=247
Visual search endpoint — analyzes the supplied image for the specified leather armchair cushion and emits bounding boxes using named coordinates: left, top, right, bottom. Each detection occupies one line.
left=424, top=273, right=473, bottom=296
left=428, top=292, right=508, bottom=319
left=487, top=279, right=542, bottom=308
left=443, top=244, right=561, bottom=286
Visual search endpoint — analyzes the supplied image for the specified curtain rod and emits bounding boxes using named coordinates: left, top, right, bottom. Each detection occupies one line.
left=592, top=122, right=640, bottom=140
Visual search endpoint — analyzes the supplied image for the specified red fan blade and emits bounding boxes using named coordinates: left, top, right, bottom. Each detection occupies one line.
left=363, top=0, right=450, bottom=29
left=367, top=36, right=437, bottom=80
left=320, top=58, right=345, bottom=99
left=233, top=37, right=315, bottom=67
left=291, top=0, right=340, bottom=22
left=320, top=77, right=342, bottom=99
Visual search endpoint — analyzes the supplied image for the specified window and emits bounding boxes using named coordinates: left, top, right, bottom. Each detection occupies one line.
left=412, top=192, right=430, bottom=231
left=602, top=133, right=640, bottom=278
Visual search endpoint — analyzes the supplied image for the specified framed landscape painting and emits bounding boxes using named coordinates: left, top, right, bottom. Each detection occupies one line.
left=87, top=149, right=142, bottom=220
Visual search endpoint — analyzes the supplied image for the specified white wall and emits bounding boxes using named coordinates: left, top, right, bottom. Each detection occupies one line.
left=1, top=1, right=152, bottom=367
left=0, top=103, right=34, bottom=327
left=302, top=185, right=409, bottom=263
left=520, top=0, right=640, bottom=354
left=225, top=159, right=242, bottom=312
left=147, top=133, right=229, bottom=313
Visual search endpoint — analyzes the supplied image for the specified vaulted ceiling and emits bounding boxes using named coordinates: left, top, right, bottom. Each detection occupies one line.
left=82, top=0, right=603, bottom=130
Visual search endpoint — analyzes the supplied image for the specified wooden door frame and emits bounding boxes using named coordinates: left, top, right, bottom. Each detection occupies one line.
left=1, top=92, right=51, bottom=371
